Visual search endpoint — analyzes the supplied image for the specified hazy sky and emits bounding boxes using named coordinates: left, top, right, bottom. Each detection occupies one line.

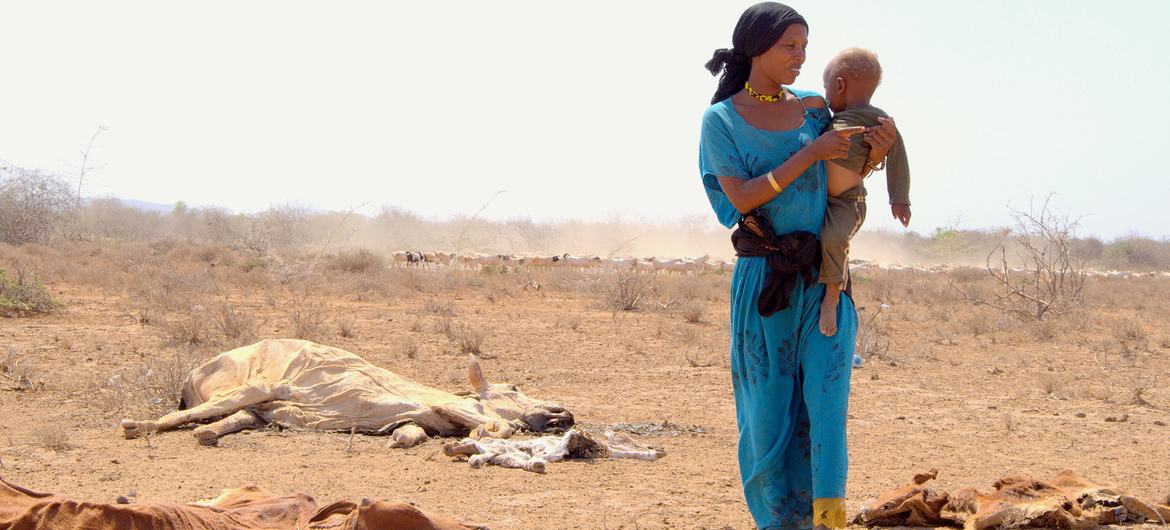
left=2, top=1, right=1167, bottom=239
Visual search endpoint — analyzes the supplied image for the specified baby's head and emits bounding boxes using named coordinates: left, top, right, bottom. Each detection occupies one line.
left=823, top=47, right=882, bottom=113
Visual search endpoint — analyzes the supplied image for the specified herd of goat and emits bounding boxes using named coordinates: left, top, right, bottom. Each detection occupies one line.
left=390, top=251, right=1169, bottom=280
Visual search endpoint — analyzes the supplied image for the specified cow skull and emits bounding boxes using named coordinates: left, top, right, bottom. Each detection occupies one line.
left=467, top=355, right=574, bottom=434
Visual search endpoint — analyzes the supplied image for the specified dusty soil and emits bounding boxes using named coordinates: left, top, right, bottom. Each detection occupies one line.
left=2, top=246, right=1169, bottom=529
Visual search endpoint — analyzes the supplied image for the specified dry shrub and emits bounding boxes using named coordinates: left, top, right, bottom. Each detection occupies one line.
left=218, top=303, right=258, bottom=345
left=291, top=305, right=326, bottom=342
left=603, top=270, right=655, bottom=312
left=853, top=271, right=896, bottom=304
left=0, top=165, right=75, bottom=245
left=962, top=309, right=1001, bottom=337
left=159, top=309, right=214, bottom=347
left=329, top=273, right=391, bottom=299
left=1030, top=320, right=1061, bottom=342
left=1112, top=317, right=1148, bottom=350
left=327, top=248, right=385, bottom=274
left=680, top=300, right=706, bottom=323
left=128, top=269, right=214, bottom=323
left=166, top=242, right=235, bottom=267
left=0, top=268, right=59, bottom=315
left=337, top=316, right=357, bottom=338
left=439, top=269, right=485, bottom=293
left=390, top=267, right=430, bottom=292
left=423, top=298, right=456, bottom=316
left=32, top=423, right=71, bottom=452
left=857, top=305, right=891, bottom=361
left=952, top=199, right=1086, bottom=321
left=94, top=348, right=204, bottom=417
left=451, top=322, right=485, bottom=354
left=1037, top=372, right=1067, bottom=395
left=661, top=274, right=711, bottom=302
left=0, top=346, right=44, bottom=391
left=399, top=337, right=420, bottom=359
left=433, top=315, right=455, bottom=338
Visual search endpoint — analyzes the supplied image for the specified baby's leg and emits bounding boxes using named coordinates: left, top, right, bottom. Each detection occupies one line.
left=819, top=186, right=867, bottom=336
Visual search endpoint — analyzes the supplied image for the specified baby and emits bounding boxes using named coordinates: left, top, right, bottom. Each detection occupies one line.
left=819, top=48, right=910, bottom=336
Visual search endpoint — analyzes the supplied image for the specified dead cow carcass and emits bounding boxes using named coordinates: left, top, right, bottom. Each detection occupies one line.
left=120, top=339, right=574, bottom=449
left=854, top=469, right=1170, bottom=529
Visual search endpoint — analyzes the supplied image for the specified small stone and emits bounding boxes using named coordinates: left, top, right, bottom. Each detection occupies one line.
left=127, top=490, right=137, bottom=498
left=1105, top=414, right=1129, bottom=423
left=1075, top=412, right=1086, bottom=418
left=896, top=416, right=906, bottom=420
left=115, top=496, right=131, bottom=504
left=1155, top=420, right=1166, bottom=426
left=110, top=459, right=119, bottom=464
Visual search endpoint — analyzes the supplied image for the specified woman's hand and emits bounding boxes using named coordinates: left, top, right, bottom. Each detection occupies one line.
left=806, top=126, right=866, bottom=161
left=865, top=117, right=896, bottom=163
left=891, top=203, right=911, bottom=227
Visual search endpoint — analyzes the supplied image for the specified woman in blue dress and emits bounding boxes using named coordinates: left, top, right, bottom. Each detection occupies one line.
left=699, top=3, right=897, bottom=529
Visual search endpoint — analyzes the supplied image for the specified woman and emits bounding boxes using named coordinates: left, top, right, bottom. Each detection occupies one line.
left=699, top=3, right=896, bottom=529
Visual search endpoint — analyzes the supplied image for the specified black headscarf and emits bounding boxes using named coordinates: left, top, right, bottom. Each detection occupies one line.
left=705, top=2, right=808, bottom=104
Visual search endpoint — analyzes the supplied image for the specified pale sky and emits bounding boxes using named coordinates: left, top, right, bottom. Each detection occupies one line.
left=2, top=1, right=1167, bottom=239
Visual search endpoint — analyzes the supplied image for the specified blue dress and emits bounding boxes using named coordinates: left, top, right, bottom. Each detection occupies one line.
left=699, top=89, right=858, bottom=530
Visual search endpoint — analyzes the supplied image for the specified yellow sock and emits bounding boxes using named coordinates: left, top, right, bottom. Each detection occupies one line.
left=813, top=498, right=846, bottom=529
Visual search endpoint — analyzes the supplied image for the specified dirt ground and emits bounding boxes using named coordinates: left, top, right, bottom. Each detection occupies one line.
left=2, top=242, right=1169, bottom=529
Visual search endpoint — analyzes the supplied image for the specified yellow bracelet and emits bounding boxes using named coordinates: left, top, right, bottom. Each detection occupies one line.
left=765, top=171, right=783, bottom=193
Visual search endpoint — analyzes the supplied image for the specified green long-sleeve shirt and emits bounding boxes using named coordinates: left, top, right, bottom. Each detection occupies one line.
left=824, top=105, right=910, bottom=205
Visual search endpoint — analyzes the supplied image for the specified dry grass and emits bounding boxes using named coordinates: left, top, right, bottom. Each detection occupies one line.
left=0, top=346, right=44, bottom=391
left=680, top=301, right=706, bottom=324
left=1112, top=317, right=1149, bottom=352
left=433, top=315, right=455, bottom=338
left=337, top=316, right=357, bottom=338
left=31, top=423, right=71, bottom=452
left=158, top=309, right=214, bottom=347
left=92, top=348, right=204, bottom=418
left=1, top=233, right=1169, bottom=528
left=856, top=305, right=891, bottom=362
left=423, top=298, right=456, bottom=316
left=451, top=322, right=485, bottom=355
left=218, top=303, right=258, bottom=345
left=327, top=248, right=385, bottom=274
left=399, top=337, right=420, bottom=359
left=1037, top=372, right=1068, bottom=395
left=291, top=305, right=326, bottom=342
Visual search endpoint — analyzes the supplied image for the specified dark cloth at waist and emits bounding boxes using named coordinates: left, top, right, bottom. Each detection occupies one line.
left=731, top=210, right=821, bottom=317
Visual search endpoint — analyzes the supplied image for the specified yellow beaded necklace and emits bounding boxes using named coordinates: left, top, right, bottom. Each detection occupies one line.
left=744, top=81, right=786, bottom=103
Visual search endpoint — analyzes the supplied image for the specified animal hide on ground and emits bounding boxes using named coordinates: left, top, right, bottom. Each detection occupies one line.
left=0, top=477, right=484, bottom=530
left=854, top=469, right=1170, bottom=529
left=442, top=429, right=665, bottom=473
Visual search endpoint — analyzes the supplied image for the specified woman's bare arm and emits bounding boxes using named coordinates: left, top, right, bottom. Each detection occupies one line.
left=717, top=149, right=815, bottom=213
left=717, top=126, right=867, bottom=214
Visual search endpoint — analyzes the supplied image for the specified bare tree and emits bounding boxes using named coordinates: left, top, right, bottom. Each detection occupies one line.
left=0, top=165, right=75, bottom=245
left=953, top=196, right=1086, bottom=321
left=73, top=125, right=108, bottom=211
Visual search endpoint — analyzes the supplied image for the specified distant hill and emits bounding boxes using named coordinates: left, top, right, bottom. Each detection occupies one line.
left=106, top=198, right=175, bottom=214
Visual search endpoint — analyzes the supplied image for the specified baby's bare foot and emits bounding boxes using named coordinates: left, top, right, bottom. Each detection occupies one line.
left=819, top=299, right=838, bottom=336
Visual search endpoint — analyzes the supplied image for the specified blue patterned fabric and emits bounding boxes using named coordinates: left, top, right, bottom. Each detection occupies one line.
left=698, top=89, right=857, bottom=530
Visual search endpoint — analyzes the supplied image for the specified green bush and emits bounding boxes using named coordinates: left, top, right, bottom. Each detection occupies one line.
left=0, top=269, right=60, bottom=315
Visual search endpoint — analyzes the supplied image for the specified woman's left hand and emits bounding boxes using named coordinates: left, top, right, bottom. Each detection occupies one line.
left=865, top=117, right=897, bottom=162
